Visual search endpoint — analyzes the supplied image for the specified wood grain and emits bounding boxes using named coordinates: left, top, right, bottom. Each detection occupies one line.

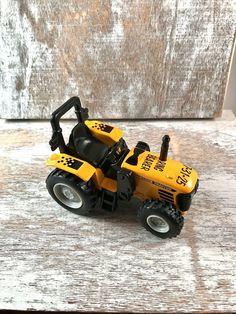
left=0, top=0, right=235, bottom=119
left=0, top=115, right=236, bottom=312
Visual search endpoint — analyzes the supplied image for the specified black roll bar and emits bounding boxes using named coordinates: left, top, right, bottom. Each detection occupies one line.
left=49, top=96, right=89, bottom=153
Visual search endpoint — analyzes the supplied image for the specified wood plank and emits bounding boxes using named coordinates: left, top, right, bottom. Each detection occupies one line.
left=0, top=116, right=236, bottom=311
left=0, top=0, right=235, bottom=119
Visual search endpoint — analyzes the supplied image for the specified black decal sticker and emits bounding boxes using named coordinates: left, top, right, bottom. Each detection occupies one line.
left=154, top=159, right=166, bottom=172
left=58, top=157, right=83, bottom=170
left=140, top=154, right=156, bottom=171
left=176, top=166, right=192, bottom=186
left=92, top=122, right=113, bottom=133
left=152, top=181, right=176, bottom=192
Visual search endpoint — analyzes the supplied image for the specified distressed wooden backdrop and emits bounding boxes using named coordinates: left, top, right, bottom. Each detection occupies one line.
left=0, top=0, right=235, bottom=119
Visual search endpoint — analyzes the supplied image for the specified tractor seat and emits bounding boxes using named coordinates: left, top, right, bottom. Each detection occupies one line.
left=69, top=123, right=109, bottom=168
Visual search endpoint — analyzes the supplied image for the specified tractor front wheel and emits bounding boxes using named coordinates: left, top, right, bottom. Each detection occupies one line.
left=138, top=200, right=184, bottom=238
left=46, top=169, right=98, bottom=215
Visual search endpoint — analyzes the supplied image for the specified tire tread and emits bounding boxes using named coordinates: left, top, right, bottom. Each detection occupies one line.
left=138, top=200, right=184, bottom=238
left=46, top=169, right=98, bottom=213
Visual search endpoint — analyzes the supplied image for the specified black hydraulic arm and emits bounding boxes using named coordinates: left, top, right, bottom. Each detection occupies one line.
left=49, top=96, right=89, bottom=153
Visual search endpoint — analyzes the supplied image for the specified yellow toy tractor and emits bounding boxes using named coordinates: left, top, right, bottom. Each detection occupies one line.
left=46, top=97, right=199, bottom=238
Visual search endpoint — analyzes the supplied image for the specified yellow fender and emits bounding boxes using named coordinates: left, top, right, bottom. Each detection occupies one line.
left=46, top=153, right=96, bottom=182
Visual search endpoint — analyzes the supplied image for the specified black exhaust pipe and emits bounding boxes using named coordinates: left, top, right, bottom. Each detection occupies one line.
left=159, top=135, right=170, bottom=161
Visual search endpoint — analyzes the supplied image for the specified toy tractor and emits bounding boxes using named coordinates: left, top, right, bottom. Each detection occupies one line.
left=46, top=97, right=198, bottom=239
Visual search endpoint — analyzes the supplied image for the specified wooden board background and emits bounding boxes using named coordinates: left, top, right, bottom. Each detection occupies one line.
left=0, top=0, right=235, bottom=119
left=0, top=114, right=236, bottom=311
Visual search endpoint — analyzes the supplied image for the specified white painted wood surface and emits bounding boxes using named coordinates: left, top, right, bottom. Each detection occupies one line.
left=0, top=0, right=235, bottom=119
left=0, top=115, right=236, bottom=312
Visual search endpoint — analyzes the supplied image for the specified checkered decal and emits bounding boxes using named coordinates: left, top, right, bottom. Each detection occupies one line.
left=92, top=122, right=113, bottom=133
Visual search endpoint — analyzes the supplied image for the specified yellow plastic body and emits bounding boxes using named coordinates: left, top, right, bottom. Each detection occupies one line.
left=46, top=121, right=122, bottom=192
left=122, top=148, right=198, bottom=209
left=85, top=120, right=123, bottom=146
left=46, top=153, right=96, bottom=182
left=46, top=121, right=198, bottom=211
left=92, top=168, right=117, bottom=192
left=46, top=154, right=117, bottom=193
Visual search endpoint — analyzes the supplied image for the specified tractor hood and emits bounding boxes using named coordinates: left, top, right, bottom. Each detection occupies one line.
left=122, top=148, right=198, bottom=194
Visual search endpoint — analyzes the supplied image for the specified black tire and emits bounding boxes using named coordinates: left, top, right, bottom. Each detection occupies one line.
left=138, top=200, right=184, bottom=239
left=46, top=169, right=98, bottom=215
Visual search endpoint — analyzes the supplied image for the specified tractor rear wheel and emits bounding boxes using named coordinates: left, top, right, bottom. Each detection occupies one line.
left=138, top=200, right=184, bottom=238
left=46, top=169, right=98, bottom=215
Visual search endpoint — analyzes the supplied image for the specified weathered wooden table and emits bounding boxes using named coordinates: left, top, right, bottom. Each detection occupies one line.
left=0, top=113, right=235, bottom=312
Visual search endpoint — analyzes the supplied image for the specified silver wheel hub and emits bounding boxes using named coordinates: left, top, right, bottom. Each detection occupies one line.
left=53, top=183, right=83, bottom=209
left=146, top=215, right=170, bottom=233
left=63, top=188, right=74, bottom=200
